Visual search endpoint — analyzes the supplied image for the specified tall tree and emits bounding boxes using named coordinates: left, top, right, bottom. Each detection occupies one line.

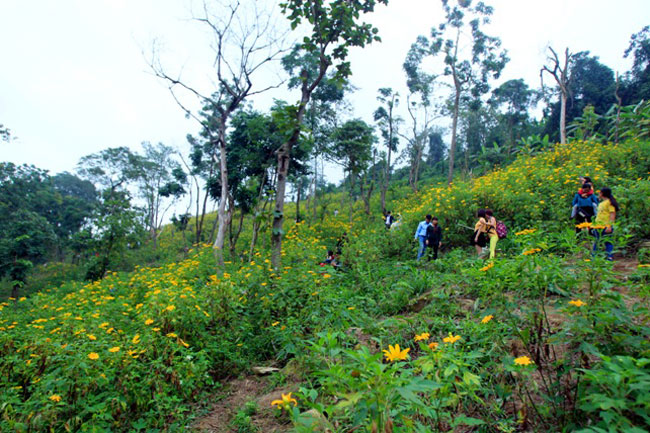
left=409, top=0, right=508, bottom=184
left=622, top=26, right=650, bottom=104
left=330, top=119, right=375, bottom=220
left=151, top=0, right=287, bottom=268
left=138, top=142, right=187, bottom=249
left=270, top=0, right=387, bottom=268
left=373, top=88, right=401, bottom=212
left=541, top=47, right=574, bottom=144
left=489, top=79, right=537, bottom=152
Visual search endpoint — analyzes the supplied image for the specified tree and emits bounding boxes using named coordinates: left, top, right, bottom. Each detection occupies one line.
left=151, top=0, right=287, bottom=268
left=622, top=26, right=650, bottom=104
left=270, top=0, right=387, bottom=269
left=0, top=124, right=11, bottom=142
left=489, top=79, right=537, bottom=152
left=409, top=0, right=507, bottom=184
left=0, top=163, right=57, bottom=296
left=373, top=88, right=401, bottom=212
left=543, top=52, right=615, bottom=142
left=138, top=142, right=186, bottom=249
left=77, top=147, right=142, bottom=192
left=330, top=119, right=375, bottom=220
left=426, top=127, right=446, bottom=170
left=541, top=47, right=575, bottom=144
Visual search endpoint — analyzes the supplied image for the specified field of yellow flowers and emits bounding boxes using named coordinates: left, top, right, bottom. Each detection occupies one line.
left=1, top=138, right=649, bottom=432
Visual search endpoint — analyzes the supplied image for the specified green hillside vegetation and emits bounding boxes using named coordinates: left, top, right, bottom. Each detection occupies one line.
left=1, top=136, right=649, bottom=432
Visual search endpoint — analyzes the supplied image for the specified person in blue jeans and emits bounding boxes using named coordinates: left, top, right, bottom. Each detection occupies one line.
left=591, top=187, right=618, bottom=261
left=414, top=214, right=432, bottom=261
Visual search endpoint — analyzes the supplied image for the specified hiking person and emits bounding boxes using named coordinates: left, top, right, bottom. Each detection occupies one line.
left=472, top=209, right=488, bottom=256
left=336, top=232, right=348, bottom=255
left=580, top=176, right=594, bottom=189
left=572, top=183, right=599, bottom=232
left=485, top=209, right=498, bottom=259
left=385, top=211, right=394, bottom=229
left=425, top=217, right=443, bottom=260
left=414, top=214, right=432, bottom=261
left=591, top=187, right=618, bottom=261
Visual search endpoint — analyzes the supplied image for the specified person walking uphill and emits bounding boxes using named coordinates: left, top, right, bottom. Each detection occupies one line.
left=426, top=217, right=443, bottom=260
left=414, top=215, right=432, bottom=261
left=591, top=187, right=619, bottom=260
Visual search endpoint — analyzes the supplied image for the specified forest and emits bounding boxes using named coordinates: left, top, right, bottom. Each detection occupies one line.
left=1, top=1, right=649, bottom=432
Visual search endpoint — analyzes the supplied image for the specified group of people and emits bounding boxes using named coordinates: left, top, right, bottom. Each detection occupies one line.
left=572, top=176, right=619, bottom=261
left=410, top=176, right=619, bottom=262
left=414, top=215, right=443, bottom=261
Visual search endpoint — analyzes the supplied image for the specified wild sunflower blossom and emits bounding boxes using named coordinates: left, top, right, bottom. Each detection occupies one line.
left=481, top=315, right=493, bottom=324
left=109, top=346, right=120, bottom=353
left=442, top=334, right=461, bottom=344
left=568, top=299, right=586, bottom=307
left=515, top=229, right=537, bottom=236
left=428, top=342, right=439, bottom=350
left=480, top=262, right=494, bottom=272
left=49, top=394, right=62, bottom=402
left=414, top=332, right=430, bottom=342
left=523, top=248, right=541, bottom=255
left=382, top=344, right=410, bottom=362
left=88, top=352, right=99, bottom=360
left=514, top=356, right=533, bottom=366
left=271, top=392, right=298, bottom=410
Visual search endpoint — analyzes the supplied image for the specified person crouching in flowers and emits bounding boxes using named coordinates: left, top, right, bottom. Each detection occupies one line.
left=591, top=187, right=618, bottom=261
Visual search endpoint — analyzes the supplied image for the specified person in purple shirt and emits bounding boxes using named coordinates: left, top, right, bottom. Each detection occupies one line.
left=414, top=214, right=432, bottom=261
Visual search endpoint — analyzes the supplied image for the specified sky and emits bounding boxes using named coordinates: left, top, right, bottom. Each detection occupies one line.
left=1, top=0, right=649, bottom=189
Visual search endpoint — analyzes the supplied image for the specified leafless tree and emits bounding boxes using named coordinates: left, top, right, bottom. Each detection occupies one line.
left=541, top=47, right=574, bottom=144
left=148, top=0, right=288, bottom=268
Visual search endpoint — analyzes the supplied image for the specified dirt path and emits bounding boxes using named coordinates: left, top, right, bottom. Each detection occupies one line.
left=192, top=376, right=293, bottom=433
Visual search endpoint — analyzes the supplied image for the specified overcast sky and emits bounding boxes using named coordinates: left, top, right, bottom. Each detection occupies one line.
left=1, top=0, right=649, bottom=187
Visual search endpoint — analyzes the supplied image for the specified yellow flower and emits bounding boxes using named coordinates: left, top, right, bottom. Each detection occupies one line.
left=515, top=229, right=537, bottom=236
left=523, top=248, right=541, bottom=255
left=443, top=334, right=461, bottom=344
left=271, top=321, right=279, bottom=327
left=382, top=344, right=410, bottom=362
left=132, top=334, right=140, bottom=344
left=481, top=315, right=494, bottom=324
left=480, top=262, right=494, bottom=272
left=145, top=319, right=154, bottom=325
left=87, top=334, right=97, bottom=341
left=166, top=332, right=177, bottom=338
left=88, top=352, right=99, bottom=360
left=568, top=299, right=586, bottom=307
left=271, top=392, right=298, bottom=410
left=165, top=305, right=175, bottom=312
left=49, top=394, right=62, bottom=402
left=109, top=346, right=120, bottom=353
left=323, top=274, right=331, bottom=279
left=514, top=356, right=533, bottom=366
left=347, top=306, right=355, bottom=310
left=428, top=342, right=439, bottom=350
left=414, top=332, right=430, bottom=342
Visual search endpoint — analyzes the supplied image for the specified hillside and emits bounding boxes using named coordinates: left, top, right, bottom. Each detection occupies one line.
left=1, top=139, right=649, bottom=432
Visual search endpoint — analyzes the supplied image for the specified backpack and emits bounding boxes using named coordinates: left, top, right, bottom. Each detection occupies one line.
left=495, top=221, right=507, bottom=239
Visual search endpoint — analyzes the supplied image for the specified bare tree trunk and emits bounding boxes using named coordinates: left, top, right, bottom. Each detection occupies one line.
left=448, top=88, right=460, bottom=185
left=213, top=123, right=231, bottom=267
left=295, top=178, right=302, bottom=222
left=414, top=142, right=423, bottom=192
left=229, top=207, right=245, bottom=261
left=312, top=157, right=318, bottom=222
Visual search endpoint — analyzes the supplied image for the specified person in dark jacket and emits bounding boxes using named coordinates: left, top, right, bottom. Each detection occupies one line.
left=425, top=217, right=443, bottom=260
left=572, top=183, right=599, bottom=232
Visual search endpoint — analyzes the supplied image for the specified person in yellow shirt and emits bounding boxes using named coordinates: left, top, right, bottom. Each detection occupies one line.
left=591, top=187, right=619, bottom=261
left=472, top=209, right=488, bottom=256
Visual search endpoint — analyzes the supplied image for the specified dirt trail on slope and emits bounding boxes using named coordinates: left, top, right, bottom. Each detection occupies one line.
left=192, top=376, right=293, bottom=433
